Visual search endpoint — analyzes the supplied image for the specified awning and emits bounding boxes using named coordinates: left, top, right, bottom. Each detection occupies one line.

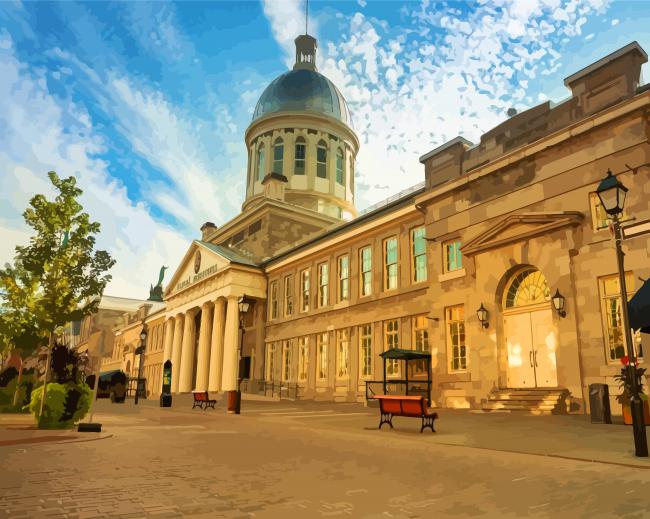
left=98, top=370, right=125, bottom=381
left=379, top=348, right=431, bottom=361
left=629, top=278, right=650, bottom=334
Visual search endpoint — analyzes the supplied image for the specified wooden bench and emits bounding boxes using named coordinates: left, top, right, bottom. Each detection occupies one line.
left=374, top=395, right=438, bottom=433
left=192, top=391, right=217, bottom=410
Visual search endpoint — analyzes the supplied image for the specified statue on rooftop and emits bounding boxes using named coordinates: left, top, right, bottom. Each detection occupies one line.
left=148, top=265, right=168, bottom=302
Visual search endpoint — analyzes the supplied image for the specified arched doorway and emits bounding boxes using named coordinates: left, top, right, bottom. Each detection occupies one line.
left=502, top=267, right=558, bottom=388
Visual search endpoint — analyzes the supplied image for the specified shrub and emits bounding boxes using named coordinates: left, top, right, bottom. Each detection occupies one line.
left=28, top=381, right=92, bottom=429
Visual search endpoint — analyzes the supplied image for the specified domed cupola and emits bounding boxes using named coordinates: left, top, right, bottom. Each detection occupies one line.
left=243, top=33, right=359, bottom=220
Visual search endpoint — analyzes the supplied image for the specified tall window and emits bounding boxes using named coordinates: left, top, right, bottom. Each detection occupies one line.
left=446, top=305, right=466, bottom=372
left=599, top=273, right=640, bottom=361
left=269, top=280, right=278, bottom=320
left=284, top=274, right=293, bottom=317
left=298, top=337, right=308, bottom=382
left=384, top=319, right=399, bottom=376
left=300, top=268, right=310, bottom=312
left=336, top=148, right=344, bottom=185
left=317, top=332, right=328, bottom=380
left=336, top=329, right=350, bottom=379
left=444, top=240, right=463, bottom=272
left=360, top=246, right=372, bottom=296
left=294, top=137, right=306, bottom=175
left=316, top=140, right=328, bottom=178
left=265, top=343, right=275, bottom=381
left=281, top=340, right=291, bottom=382
left=411, top=227, right=427, bottom=282
left=318, top=262, right=329, bottom=307
left=384, top=237, right=398, bottom=291
left=359, top=324, right=373, bottom=378
left=338, top=255, right=349, bottom=302
left=412, top=315, right=430, bottom=374
left=273, top=137, right=284, bottom=174
left=257, top=143, right=266, bottom=181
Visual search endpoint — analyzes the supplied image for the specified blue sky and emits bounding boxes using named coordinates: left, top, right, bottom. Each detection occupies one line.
left=1, top=0, right=649, bottom=297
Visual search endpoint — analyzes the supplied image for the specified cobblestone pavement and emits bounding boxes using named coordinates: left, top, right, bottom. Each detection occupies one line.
left=2, top=398, right=650, bottom=518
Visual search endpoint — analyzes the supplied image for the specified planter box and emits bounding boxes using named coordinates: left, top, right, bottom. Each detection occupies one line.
left=622, top=401, right=650, bottom=425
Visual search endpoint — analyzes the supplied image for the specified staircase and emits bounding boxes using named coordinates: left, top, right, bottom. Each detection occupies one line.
left=482, top=388, right=569, bottom=415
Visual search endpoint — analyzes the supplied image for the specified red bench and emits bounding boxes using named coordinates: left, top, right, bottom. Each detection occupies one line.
left=192, top=391, right=217, bottom=410
left=374, top=395, right=438, bottom=433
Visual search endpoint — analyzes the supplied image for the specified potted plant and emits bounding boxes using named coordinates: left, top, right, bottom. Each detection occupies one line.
left=615, top=355, right=650, bottom=425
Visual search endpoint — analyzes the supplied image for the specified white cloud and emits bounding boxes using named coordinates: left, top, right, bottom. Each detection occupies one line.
left=0, top=37, right=189, bottom=299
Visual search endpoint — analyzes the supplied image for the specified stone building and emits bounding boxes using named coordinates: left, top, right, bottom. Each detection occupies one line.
left=106, top=38, right=650, bottom=415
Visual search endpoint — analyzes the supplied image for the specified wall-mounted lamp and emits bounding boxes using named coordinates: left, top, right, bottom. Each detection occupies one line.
left=426, top=315, right=439, bottom=322
left=552, top=289, right=566, bottom=318
left=476, top=304, right=489, bottom=329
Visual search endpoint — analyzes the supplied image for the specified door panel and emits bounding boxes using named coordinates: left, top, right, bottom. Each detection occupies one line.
left=504, top=313, right=535, bottom=388
left=531, top=309, right=558, bottom=387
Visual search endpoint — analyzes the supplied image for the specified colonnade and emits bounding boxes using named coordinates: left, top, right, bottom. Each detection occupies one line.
left=162, top=296, right=242, bottom=394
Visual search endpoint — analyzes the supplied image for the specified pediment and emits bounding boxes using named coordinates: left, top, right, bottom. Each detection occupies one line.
left=461, top=212, right=584, bottom=257
left=164, top=241, right=232, bottom=297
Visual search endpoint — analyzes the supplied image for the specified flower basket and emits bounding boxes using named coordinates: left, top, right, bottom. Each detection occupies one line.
left=622, top=400, right=650, bottom=425
left=616, top=355, right=649, bottom=424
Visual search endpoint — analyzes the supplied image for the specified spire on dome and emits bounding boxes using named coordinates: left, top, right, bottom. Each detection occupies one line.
left=293, top=34, right=317, bottom=71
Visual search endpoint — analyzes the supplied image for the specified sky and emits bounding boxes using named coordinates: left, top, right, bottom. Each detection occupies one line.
left=1, top=0, right=649, bottom=298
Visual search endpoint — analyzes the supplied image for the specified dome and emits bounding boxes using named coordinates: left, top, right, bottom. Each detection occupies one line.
left=252, top=69, right=351, bottom=126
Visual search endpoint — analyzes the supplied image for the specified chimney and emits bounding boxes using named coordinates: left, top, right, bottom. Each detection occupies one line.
left=261, top=172, right=288, bottom=202
left=200, top=222, right=217, bottom=241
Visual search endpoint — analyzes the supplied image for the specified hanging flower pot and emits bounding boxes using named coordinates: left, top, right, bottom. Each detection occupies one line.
left=622, top=400, right=650, bottom=425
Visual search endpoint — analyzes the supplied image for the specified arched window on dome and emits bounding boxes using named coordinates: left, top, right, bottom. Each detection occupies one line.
left=316, top=140, right=328, bottom=179
left=294, top=137, right=306, bottom=175
left=257, top=143, right=266, bottom=181
left=335, top=148, right=344, bottom=185
left=273, top=138, right=284, bottom=174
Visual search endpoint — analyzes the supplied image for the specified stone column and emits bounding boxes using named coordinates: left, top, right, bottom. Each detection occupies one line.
left=194, top=302, right=213, bottom=392
left=178, top=309, right=196, bottom=393
left=170, top=314, right=184, bottom=393
left=208, top=298, right=226, bottom=392
left=162, top=318, right=174, bottom=363
left=221, top=296, right=240, bottom=392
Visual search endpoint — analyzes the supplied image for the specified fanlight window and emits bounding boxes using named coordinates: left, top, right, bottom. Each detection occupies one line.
left=504, top=268, right=550, bottom=308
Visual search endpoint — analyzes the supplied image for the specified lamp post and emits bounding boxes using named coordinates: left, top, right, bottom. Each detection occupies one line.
left=134, top=324, right=147, bottom=405
left=597, top=169, right=648, bottom=457
left=231, top=295, right=254, bottom=414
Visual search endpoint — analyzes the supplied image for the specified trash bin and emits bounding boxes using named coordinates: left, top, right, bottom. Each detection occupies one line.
left=589, top=383, right=612, bottom=424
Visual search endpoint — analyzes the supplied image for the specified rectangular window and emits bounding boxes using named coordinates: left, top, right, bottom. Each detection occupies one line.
left=590, top=193, right=630, bottom=231
left=411, top=227, right=427, bottom=282
left=360, top=246, right=372, bottom=297
left=265, top=343, right=275, bottom=381
left=359, top=324, right=373, bottom=378
left=317, top=332, right=328, bottom=380
left=599, top=273, right=640, bottom=361
left=284, top=275, right=293, bottom=317
left=384, top=237, right=398, bottom=291
left=338, top=255, right=349, bottom=301
left=298, top=337, right=308, bottom=382
left=316, top=145, right=327, bottom=178
left=336, top=329, right=350, bottom=379
left=318, top=262, right=329, bottom=308
left=446, top=305, right=466, bottom=372
left=384, top=319, right=399, bottom=376
left=300, top=269, right=310, bottom=312
left=269, top=280, right=278, bottom=320
left=281, top=340, right=291, bottom=382
left=273, top=141, right=284, bottom=174
left=412, top=315, right=430, bottom=374
left=444, top=240, right=463, bottom=273
left=295, top=142, right=306, bottom=175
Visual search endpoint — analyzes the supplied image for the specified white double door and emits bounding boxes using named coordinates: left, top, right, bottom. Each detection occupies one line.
left=505, top=308, right=558, bottom=388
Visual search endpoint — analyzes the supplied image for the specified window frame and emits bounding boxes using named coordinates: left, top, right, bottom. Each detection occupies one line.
left=316, top=140, right=328, bottom=179
left=294, top=137, right=306, bottom=175
left=443, top=239, right=463, bottom=273
left=317, top=332, right=328, bottom=380
left=300, top=268, right=310, bottom=313
left=257, top=143, right=266, bottom=181
left=265, top=342, right=275, bottom=381
left=318, top=262, right=329, bottom=308
left=284, top=274, right=293, bottom=317
left=338, top=255, right=349, bottom=302
left=360, top=245, right=372, bottom=297
left=273, top=137, right=284, bottom=174
left=359, top=324, right=373, bottom=379
left=411, top=226, right=428, bottom=283
left=383, top=237, right=398, bottom=291
left=269, top=280, right=278, bottom=320
left=336, top=329, right=350, bottom=379
left=384, top=319, right=400, bottom=377
left=281, top=340, right=291, bottom=382
left=446, top=305, right=467, bottom=373
left=335, top=148, right=344, bottom=185
left=598, top=272, right=641, bottom=362
left=298, top=337, right=308, bottom=382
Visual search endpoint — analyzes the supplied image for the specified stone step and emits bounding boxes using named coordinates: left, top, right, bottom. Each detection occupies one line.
left=488, top=394, right=564, bottom=401
left=492, top=390, right=566, bottom=397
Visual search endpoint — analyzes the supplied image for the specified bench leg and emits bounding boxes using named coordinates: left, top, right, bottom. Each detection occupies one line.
left=420, top=415, right=436, bottom=433
left=378, top=412, right=393, bottom=430
left=192, top=402, right=200, bottom=409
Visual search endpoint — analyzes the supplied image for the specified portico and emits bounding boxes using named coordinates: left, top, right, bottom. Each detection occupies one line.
left=163, top=241, right=266, bottom=394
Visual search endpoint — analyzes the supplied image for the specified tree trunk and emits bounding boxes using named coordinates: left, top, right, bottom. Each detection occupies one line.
left=12, top=359, right=23, bottom=407
left=38, top=332, right=54, bottom=418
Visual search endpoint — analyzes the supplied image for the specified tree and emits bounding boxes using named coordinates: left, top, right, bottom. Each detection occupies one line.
left=3, top=171, right=115, bottom=419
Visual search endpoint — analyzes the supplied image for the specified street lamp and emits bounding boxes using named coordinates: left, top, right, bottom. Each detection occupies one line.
left=476, top=304, right=489, bottom=329
left=230, top=295, right=254, bottom=414
left=134, top=324, right=147, bottom=405
left=552, top=289, right=566, bottom=318
left=596, top=170, right=648, bottom=457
